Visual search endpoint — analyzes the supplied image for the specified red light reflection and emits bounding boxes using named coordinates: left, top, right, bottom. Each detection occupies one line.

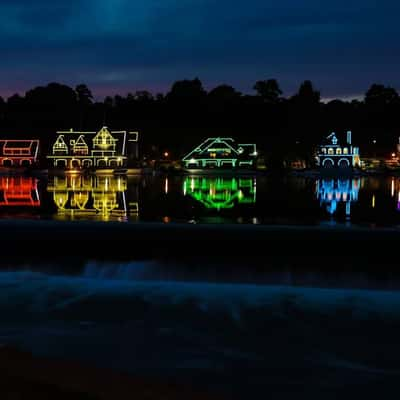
left=0, top=177, right=40, bottom=207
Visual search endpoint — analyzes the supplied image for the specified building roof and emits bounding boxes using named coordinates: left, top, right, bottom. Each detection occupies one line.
left=2, top=140, right=35, bottom=149
left=183, top=137, right=240, bottom=161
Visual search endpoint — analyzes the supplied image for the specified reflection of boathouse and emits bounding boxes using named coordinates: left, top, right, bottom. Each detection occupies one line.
left=0, top=140, right=40, bottom=167
left=316, top=178, right=360, bottom=217
left=183, top=177, right=256, bottom=210
left=317, top=131, right=360, bottom=169
left=182, top=138, right=257, bottom=168
left=0, top=176, right=40, bottom=207
left=47, top=127, right=139, bottom=170
left=47, top=175, right=138, bottom=221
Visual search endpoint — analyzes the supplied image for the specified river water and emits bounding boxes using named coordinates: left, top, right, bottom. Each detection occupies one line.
left=0, top=173, right=399, bottom=227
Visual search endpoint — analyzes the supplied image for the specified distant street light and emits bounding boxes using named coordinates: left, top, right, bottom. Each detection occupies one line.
left=164, top=152, right=169, bottom=158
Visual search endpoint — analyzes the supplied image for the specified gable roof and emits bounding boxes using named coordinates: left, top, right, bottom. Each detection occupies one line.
left=183, top=137, right=239, bottom=161
left=54, top=135, right=68, bottom=147
left=93, top=127, right=118, bottom=143
left=74, top=135, right=88, bottom=148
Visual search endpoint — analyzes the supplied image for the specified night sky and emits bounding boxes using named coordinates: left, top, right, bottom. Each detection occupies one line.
left=0, top=0, right=399, bottom=100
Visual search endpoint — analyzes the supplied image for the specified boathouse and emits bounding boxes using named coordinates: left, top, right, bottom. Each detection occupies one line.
left=47, top=127, right=139, bottom=169
left=0, top=140, right=40, bottom=167
left=317, top=131, right=360, bottom=169
left=182, top=137, right=257, bottom=169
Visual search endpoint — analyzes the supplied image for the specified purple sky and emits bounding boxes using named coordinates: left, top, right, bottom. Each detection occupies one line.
left=0, top=0, right=399, bottom=100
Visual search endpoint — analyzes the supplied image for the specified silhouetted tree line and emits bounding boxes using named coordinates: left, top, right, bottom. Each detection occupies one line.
left=0, top=79, right=399, bottom=168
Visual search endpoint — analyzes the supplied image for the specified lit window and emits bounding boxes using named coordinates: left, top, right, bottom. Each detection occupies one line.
left=336, top=148, right=342, bottom=155
left=343, top=148, right=348, bottom=155
left=328, top=148, right=334, bottom=155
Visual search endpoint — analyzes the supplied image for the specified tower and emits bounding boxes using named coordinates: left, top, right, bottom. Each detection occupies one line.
left=347, top=131, right=352, bottom=145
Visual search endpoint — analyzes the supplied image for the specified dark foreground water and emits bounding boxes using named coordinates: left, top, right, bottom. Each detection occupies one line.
left=0, top=173, right=399, bottom=226
left=1, top=258, right=400, bottom=398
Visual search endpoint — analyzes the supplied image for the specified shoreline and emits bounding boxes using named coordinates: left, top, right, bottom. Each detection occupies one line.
left=0, top=220, right=398, bottom=264
left=1, top=167, right=399, bottom=178
left=0, top=163, right=400, bottom=179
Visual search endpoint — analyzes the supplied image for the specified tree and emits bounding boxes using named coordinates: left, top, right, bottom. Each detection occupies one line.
left=75, top=84, right=93, bottom=106
left=7, top=94, right=24, bottom=108
left=75, top=84, right=93, bottom=129
left=364, top=84, right=400, bottom=149
left=253, top=79, right=282, bottom=103
left=134, top=90, right=153, bottom=102
left=166, top=78, right=206, bottom=102
left=113, top=95, right=126, bottom=109
left=365, top=84, right=399, bottom=106
left=104, top=96, right=114, bottom=107
left=287, top=80, right=322, bottom=150
left=208, top=84, right=241, bottom=101
left=25, top=83, right=77, bottom=108
left=156, top=93, right=165, bottom=102
left=0, top=96, right=5, bottom=120
left=292, top=80, right=320, bottom=104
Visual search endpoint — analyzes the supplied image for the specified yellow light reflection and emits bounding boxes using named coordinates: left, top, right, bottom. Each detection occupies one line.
left=48, top=174, right=138, bottom=221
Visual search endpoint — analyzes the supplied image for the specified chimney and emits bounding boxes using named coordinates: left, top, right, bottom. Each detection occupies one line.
left=347, top=131, right=352, bottom=145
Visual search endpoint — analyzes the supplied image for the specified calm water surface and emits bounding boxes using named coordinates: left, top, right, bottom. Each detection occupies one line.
left=0, top=173, right=399, bottom=226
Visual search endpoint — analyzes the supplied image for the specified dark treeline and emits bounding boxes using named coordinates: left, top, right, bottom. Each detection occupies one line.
left=0, top=79, right=399, bottom=167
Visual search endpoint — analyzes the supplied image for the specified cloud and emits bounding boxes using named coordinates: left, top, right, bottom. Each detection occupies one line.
left=0, top=0, right=399, bottom=98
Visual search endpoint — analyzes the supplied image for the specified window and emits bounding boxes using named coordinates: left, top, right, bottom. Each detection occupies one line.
left=328, top=148, right=334, bottom=155
left=336, top=148, right=342, bottom=155
left=343, top=148, right=349, bottom=155
left=74, top=148, right=89, bottom=156
left=4, top=148, right=30, bottom=156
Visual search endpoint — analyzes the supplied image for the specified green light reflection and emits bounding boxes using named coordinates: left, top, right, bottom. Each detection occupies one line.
left=183, top=177, right=256, bottom=210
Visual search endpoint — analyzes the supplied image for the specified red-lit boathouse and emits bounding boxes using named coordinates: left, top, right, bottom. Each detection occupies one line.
left=0, top=140, right=40, bottom=167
